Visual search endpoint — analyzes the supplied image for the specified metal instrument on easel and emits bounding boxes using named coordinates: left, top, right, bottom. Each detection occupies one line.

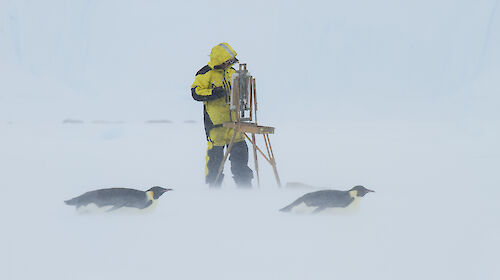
left=214, top=63, right=281, bottom=187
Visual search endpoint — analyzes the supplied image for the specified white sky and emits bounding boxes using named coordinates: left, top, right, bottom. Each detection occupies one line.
left=0, top=0, right=499, bottom=123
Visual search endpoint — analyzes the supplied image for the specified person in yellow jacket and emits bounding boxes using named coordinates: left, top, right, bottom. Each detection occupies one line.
left=191, top=42, right=253, bottom=188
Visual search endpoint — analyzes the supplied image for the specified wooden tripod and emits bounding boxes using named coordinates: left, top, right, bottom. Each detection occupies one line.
left=214, top=64, right=281, bottom=187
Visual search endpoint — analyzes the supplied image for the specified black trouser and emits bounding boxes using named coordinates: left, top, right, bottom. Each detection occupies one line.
left=206, top=140, right=253, bottom=187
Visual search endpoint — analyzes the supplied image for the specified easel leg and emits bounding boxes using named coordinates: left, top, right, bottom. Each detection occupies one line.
left=264, top=134, right=281, bottom=187
left=271, top=159, right=281, bottom=187
left=214, top=129, right=238, bottom=185
left=251, top=133, right=260, bottom=187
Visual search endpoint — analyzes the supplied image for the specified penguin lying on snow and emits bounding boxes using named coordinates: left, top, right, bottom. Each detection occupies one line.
left=65, top=186, right=172, bottom=213
left=280, top=185, right=374, bottom=214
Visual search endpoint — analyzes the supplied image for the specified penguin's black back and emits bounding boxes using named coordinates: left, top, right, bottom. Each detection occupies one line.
left=280, top=190, right=354, bottom=212
left=301, top=190, right=354, bottom=207
left=65, top=188, right=148, bottom=209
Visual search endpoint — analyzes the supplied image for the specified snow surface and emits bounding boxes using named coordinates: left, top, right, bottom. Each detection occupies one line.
left=1, top=0, right=500, bottom=279
left=1, top=121, right=499, bottom=280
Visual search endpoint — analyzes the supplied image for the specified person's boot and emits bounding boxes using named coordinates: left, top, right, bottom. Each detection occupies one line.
left=208, top=173, right=224, bottom=188
left=229, top=141, right=253, bottom=188
left=233, top=176, right=252, bottom=188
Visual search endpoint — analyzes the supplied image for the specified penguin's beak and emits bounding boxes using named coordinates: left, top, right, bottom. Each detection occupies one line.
left=367, top=188, right=375, bottom=192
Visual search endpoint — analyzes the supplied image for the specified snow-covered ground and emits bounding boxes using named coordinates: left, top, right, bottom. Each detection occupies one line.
left=1, top=0, right=500, bottom=279
left=1, top=120, right=499, bottom=280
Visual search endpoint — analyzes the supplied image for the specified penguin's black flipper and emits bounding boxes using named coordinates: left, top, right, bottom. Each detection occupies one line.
left=139, top=200, right=153, bottom=209
left=312, top=206, right=326, bottom=214
left=106, top=203, right=126, bottom=212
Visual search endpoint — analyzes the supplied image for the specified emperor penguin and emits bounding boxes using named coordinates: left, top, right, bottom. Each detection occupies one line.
left=65, top=186, right=172, bottom=213
left=279, top=185, right=374, bottom=214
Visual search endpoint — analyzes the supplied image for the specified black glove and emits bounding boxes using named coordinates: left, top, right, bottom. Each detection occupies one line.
left=212, top=87, right=226, bottom=99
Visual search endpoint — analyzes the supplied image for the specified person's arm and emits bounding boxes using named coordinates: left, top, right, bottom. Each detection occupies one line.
left=191, top=66, right=226, bottom=102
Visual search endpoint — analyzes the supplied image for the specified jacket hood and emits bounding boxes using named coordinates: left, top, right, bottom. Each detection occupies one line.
left=208, top=42, right=238, bottom=68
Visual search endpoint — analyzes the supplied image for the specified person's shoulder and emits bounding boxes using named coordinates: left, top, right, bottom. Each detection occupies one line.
left=226, top=67, right=236, bottom=75
left=195, top=65, right=212, bottom=76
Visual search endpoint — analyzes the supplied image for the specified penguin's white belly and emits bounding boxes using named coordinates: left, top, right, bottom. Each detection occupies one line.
left=320, top=197, right=361, bottom=215
left=76, top=203, right=112, bottom=214
left=291, top=197, right=361, bottom=215
left=76, top=201, right=157, bottom=215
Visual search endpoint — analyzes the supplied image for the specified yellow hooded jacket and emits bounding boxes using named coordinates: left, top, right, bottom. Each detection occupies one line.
left=191, top=43, right=239, bottom=137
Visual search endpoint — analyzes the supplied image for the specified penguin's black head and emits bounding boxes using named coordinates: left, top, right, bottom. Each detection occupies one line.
left=147, top=186, right=173, bottom=199
left=349, top=185, right=375, bottom=197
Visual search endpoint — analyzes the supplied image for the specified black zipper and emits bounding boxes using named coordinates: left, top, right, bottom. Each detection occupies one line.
left=222, top=68, right=232, bottom=121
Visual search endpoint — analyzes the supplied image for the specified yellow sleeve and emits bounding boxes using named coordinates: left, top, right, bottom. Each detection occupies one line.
left=191, top=66, right=222, bottom=102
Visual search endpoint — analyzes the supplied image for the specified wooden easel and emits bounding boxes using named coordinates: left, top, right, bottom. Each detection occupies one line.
left=214, top=64, right=281, bottom=187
